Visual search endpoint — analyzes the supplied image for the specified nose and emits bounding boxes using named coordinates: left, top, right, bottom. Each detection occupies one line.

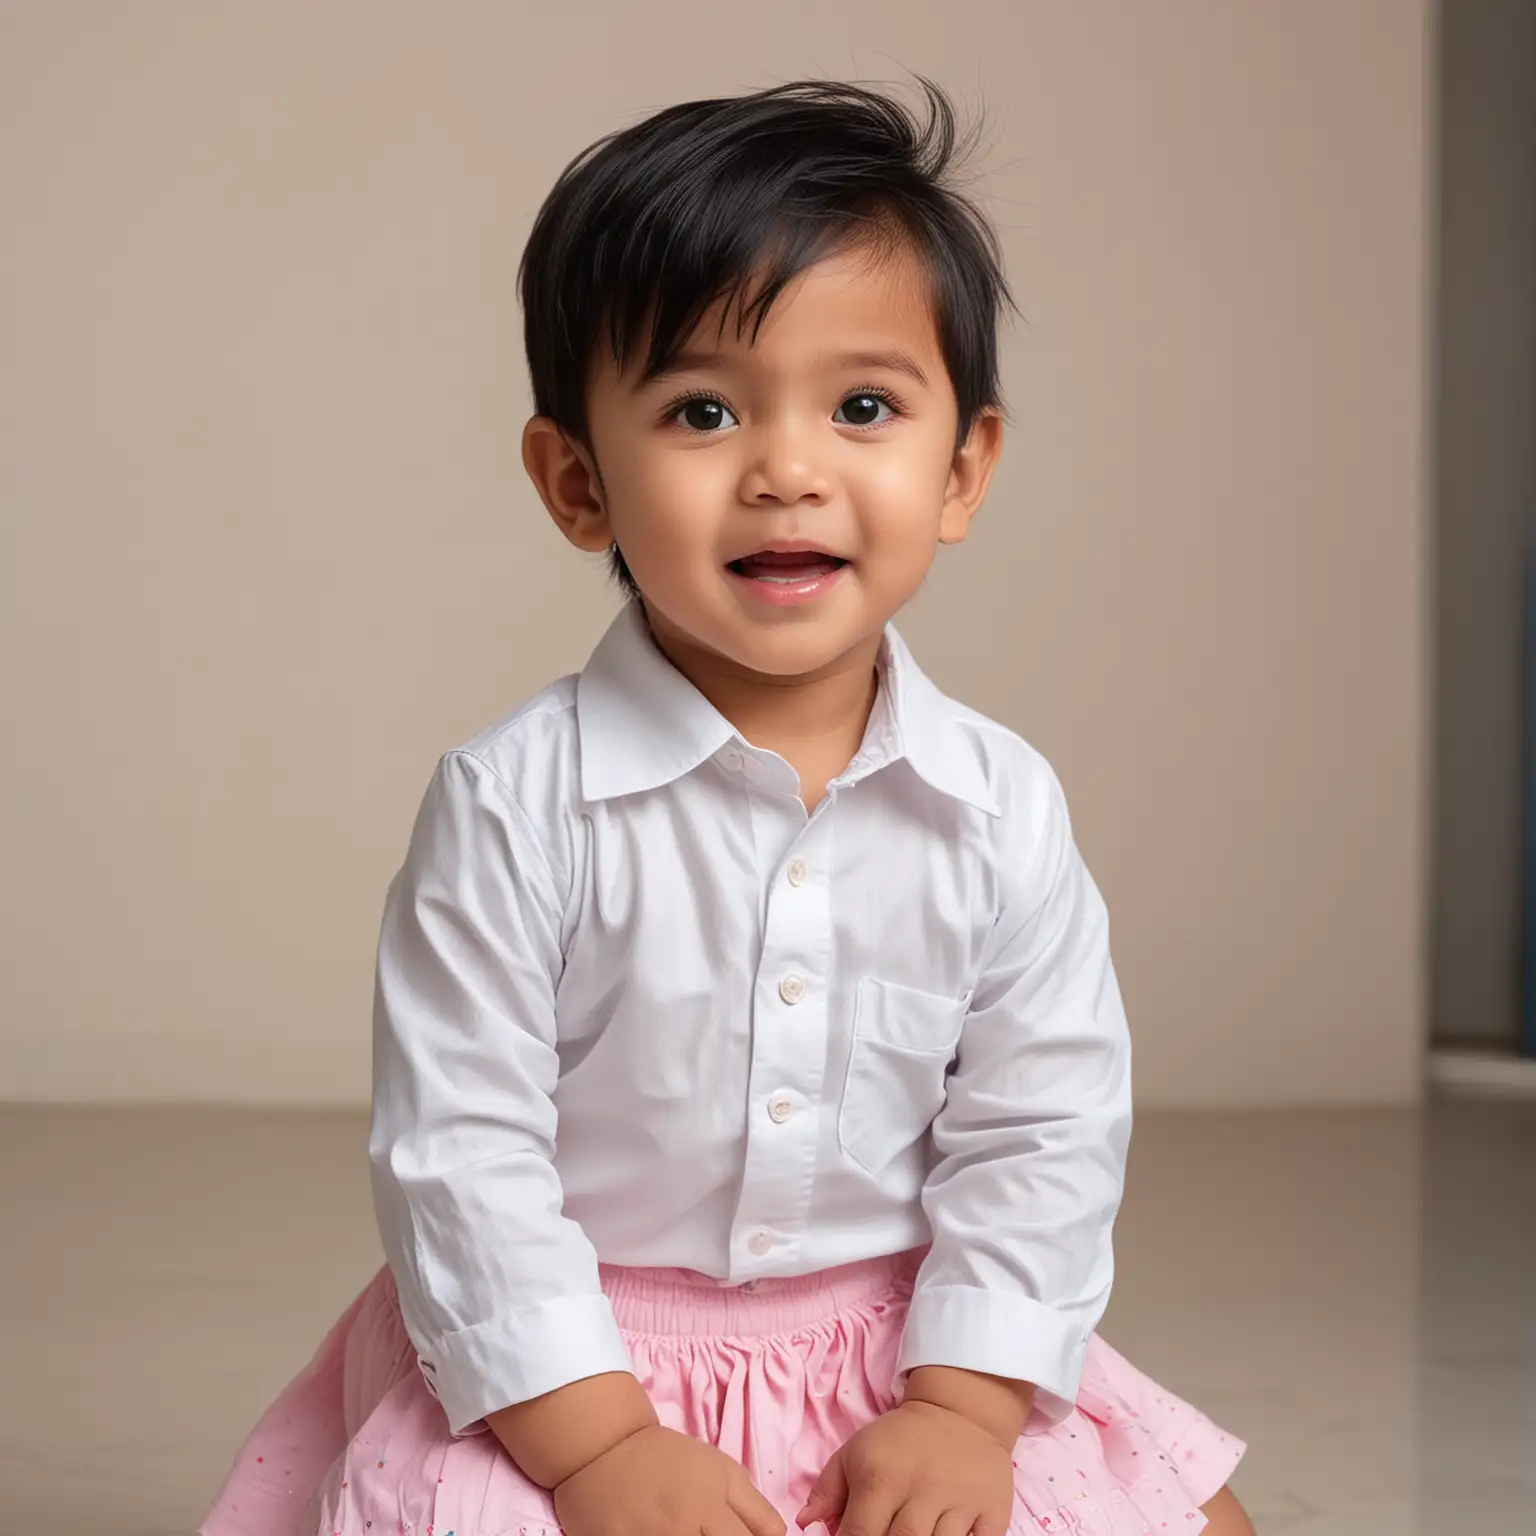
left=736, top=416, right=831, bottom=506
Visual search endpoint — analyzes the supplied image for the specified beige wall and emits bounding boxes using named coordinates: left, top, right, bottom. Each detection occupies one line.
left=0, top=3, right=1431, bottom=1108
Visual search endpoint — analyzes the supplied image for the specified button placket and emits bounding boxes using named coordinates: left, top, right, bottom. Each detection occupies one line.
left=729, top=813, right=835, bottom=1279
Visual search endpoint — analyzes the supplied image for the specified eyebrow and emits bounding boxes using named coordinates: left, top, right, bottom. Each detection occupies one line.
left=641, top=347, right=932, bottom=390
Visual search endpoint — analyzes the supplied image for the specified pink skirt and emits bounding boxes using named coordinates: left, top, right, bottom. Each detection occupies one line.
left=199, top=1253, right=1244, bottom=1536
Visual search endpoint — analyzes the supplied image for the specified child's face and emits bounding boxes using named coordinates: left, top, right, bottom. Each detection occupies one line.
left=527, top=240, right=1002, bottom=683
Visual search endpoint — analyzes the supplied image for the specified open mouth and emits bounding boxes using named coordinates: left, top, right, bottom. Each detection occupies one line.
left=727, top=550, right=849, bottom=584
left=725, top=548, right=850, bottom=607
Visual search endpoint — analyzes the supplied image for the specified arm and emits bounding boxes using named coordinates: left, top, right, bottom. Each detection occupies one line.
left=375, top=751, right=787, bottom=1535
left=796, top=770, right=1131, bottom=1536
left=486, top=1373, right=657, bottom=1489
left=898, top=765, right=1133, bottom=1425
left=368, top=749, right=635, bottom=1444
left=902, top=1365, right=1035, bottom=1448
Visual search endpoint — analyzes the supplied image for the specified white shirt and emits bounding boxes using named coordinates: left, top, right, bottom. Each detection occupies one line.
left=369, top=601, right=1132, bottom=1436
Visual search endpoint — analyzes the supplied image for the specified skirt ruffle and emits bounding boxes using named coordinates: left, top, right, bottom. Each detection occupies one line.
left=200, top=1255, right=1243, bottom=1536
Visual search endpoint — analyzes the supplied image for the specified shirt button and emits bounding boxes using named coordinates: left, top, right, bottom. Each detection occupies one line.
left=767, top=1093, right=794, bottom=1124
left=779, top=974, right=806, bottom=1005
left=748, top=1230, right=774, bottom=1256
left=787, top=857, right=809, bottom=887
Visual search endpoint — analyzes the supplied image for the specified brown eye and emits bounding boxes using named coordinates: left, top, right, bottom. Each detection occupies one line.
left=676, top=398, right=735, bottom=432
left=834, top=393, right=892, bottom=427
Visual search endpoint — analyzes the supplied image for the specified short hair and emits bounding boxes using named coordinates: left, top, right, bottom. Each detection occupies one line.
left=518, top=78, right=1012, bottom=596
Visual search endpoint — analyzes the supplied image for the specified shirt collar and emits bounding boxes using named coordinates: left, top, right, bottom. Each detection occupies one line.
left=576, top=602, right=738, bottom=802
left=877, top=626, right=1002, bottom=817
left=576, top=600, right=1000, bottom=817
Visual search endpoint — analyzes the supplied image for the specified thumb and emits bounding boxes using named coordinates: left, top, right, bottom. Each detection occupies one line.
left=797, top=1453, right=850, bottom=1530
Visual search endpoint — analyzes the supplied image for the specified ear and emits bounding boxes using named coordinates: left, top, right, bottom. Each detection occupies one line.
left=938, top=409, right=1004, bottom=546
left=522, top=416, right=613, bottom=553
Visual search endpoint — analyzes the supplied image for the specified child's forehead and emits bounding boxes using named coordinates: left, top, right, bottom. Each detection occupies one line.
left=631, top=240, right=945, bottom=376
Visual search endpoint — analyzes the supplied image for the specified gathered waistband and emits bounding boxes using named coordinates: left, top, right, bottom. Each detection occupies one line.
left=597, top=1249, right=923, bottom=1338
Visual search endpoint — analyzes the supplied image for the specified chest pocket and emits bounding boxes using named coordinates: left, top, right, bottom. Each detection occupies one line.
left=838, top=977, right=970, bottom=1175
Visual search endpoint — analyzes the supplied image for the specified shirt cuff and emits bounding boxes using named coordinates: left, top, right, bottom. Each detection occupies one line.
left=896, top=1283, right=1089, bottom=1427
left=416, top=1291, right=636, bottom=1436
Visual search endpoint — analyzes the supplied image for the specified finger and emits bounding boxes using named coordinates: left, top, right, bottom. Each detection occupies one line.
left=727, top=1474, right=789, bottom=1536
left=887, top=1500, right=949, bottom=1536
left=797, top=1455, right=850, bottom=1529
left=836, top=1479, right=903, bottom=1536
left=934, top=1509, right=979, bottom=1536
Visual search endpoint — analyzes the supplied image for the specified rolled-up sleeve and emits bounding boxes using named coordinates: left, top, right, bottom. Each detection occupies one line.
left=897, top=770, right=1133, bottom=1424
left=368, top=749, right=632, bottom=1435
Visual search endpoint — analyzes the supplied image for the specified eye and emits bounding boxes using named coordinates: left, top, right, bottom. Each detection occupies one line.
left=671, top=397, right=738, bottom=433
left=833, top=392, right=896, bottom=428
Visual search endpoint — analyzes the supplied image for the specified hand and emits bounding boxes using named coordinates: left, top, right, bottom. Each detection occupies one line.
left=555, top=1422, right=788, bottom=1536
left=797, top=1401, right=1013, bottom=1536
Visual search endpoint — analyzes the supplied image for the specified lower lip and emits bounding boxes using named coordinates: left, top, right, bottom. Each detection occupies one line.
left=727, top=563, right=848, bottom=607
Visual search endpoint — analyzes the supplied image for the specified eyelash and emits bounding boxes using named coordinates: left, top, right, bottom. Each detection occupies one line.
left=842, top=384, right=909, bottom=425
left=659, top=385, right=910, bottom=432
left=658, top=391, right=726, bottom=431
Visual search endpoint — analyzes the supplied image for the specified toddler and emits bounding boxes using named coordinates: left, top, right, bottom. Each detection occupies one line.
left=201, top=79, right=1252, bottom=1536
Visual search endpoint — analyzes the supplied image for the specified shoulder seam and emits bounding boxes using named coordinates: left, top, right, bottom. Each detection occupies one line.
left=466, top=689, right=577, bottom=752
left=442, top=747, right=567, bottom=897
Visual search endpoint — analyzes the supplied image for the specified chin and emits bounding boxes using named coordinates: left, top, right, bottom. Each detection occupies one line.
left=735, top=627, right=871, bottom=676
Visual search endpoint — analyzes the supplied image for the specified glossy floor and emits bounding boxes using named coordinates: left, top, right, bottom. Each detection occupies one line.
left=0, top=1096, right=1531, bottom=1534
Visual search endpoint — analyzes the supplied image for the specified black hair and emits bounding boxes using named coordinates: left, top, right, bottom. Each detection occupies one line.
left=518, top=78, right=1012, bottom=597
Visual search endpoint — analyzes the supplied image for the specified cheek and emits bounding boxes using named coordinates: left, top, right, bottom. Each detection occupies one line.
left=847, top=433, right=955, bottom=522
left=605, top=446, right=735, bottom=558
